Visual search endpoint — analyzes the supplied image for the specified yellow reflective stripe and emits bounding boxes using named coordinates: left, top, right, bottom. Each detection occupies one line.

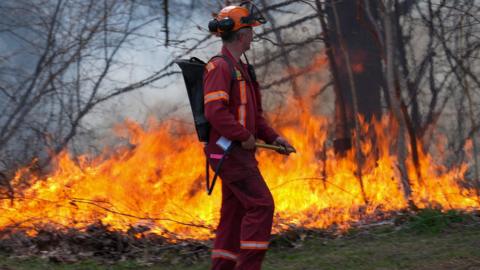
left=238, top=105, right=246, bottom=127
left=212, top=249, right=238, bottom=261
left=235, top=69, right=243, bottom=80
left=204, top=90, right=229, bottom=104
left=239, top=81, right=247, bottom=104
left=240, top=241, right=269, bottom=250
left=206, top=62, right=216, bottom=72
left=237, top=80, right=247, bottom=127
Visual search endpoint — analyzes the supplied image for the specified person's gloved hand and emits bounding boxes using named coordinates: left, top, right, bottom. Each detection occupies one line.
left=241, top=135, right=256, bottom=150
left=273, top=136, right=296, bottom=155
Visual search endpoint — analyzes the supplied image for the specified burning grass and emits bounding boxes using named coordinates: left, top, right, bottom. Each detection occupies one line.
left=0, top=109, right=479, bottom=241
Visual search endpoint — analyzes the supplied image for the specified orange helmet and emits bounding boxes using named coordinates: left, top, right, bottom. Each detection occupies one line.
left=208, top=3, right=266, bottom=34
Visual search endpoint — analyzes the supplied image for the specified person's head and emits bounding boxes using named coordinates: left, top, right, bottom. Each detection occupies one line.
left=221, top=27, right=253, bottom=51
left=208, top=4, right=265, bottom=52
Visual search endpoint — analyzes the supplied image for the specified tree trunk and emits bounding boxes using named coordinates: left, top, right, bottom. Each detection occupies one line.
left=325, top=0, right=383, bottom=154
left=384, top=0, right=414, bottom=205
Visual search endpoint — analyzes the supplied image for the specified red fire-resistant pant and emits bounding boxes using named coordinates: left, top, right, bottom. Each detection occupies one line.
left=210, top=164, right=274, bottom=270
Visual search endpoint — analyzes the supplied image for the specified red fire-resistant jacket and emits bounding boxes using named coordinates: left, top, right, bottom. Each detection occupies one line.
left=204, top=47, right=278, bottom=168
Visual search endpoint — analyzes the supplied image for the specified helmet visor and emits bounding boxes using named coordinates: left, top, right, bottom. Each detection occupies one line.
left=240, top=1, right=267, bottom=25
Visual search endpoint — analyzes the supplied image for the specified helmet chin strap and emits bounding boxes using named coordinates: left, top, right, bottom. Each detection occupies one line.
left=243, top=53, right=257, bottom=82
left=243, top=53, right=251, bottom=65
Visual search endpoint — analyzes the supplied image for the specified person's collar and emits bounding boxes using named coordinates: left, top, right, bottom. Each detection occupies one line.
left=221, top=45, right=255, bottom=83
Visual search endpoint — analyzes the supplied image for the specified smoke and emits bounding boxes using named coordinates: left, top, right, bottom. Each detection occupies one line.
left=0, top=0, right=326, bottom=173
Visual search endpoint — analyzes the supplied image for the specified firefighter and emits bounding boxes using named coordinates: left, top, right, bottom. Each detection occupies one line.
left=204, top=4, right=294, bottom=270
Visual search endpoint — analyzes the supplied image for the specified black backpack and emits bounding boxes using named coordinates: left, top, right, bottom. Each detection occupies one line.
left=175, top=56, right=240, bottom=143
left=175, top=56, right=238, bottom=195
left=175, top=57, right=211, bottom=143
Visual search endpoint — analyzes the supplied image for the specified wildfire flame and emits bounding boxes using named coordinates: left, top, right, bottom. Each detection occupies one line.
left=1, top=107, right=478, bottom=240
left=0, top=54, right=478, bottom=240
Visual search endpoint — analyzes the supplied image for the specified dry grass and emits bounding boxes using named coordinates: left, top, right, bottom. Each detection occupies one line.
left=1, top=222, right=479, bottom=270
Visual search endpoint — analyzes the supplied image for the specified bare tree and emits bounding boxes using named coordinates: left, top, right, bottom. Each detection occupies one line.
left=0, top=0, right=208, bottom=175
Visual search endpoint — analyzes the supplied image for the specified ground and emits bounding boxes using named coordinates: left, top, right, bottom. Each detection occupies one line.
left=1, top=219, right=479, bottom=270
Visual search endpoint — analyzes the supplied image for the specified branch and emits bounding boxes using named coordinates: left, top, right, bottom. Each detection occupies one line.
left=163, top=0, right=169, bottom=47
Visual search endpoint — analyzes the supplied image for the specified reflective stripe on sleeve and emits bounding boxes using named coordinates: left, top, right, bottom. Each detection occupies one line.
left=212, top=249, right=238, bottom=261
left=204, top=90, right=229, bottom=104
left=240, top=241, right=269, bottom=250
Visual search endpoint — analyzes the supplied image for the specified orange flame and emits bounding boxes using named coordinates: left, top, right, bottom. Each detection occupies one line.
left=1, top=106, right=478, bottom=240
left=0, top=52, right=478, bottom=239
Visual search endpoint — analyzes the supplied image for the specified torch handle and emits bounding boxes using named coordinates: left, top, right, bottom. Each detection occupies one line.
left=255, top=143, right=296, bottom=153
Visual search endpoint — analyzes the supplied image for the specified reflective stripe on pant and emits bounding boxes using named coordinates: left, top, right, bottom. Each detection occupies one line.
left=211, top=166, right=274, bottom=270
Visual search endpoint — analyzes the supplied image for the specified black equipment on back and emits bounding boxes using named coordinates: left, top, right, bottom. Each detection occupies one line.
left=175, top=57, right=211, bottom=143
left=175, top=56, right=236, bottom=195
left=176, top=55, right=257, bottom=195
